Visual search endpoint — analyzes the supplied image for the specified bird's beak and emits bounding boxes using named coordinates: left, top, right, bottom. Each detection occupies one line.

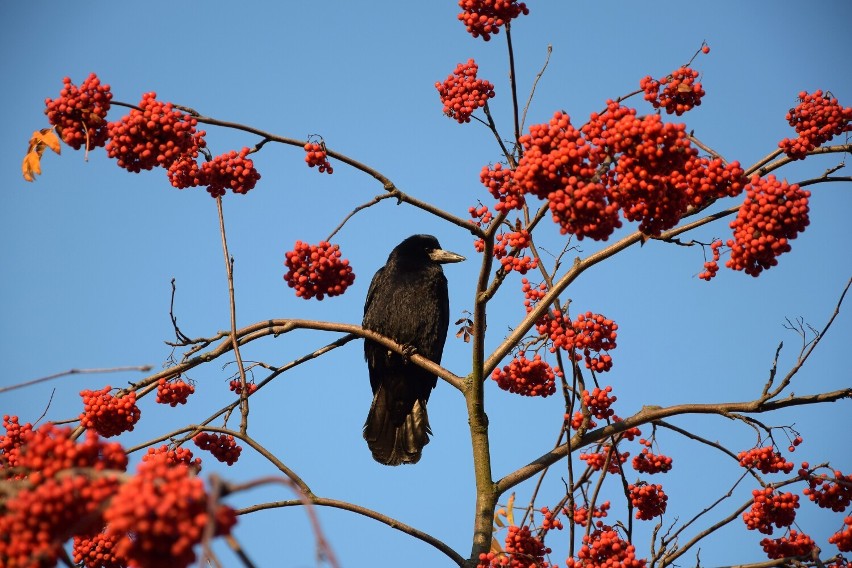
left=429, top=248, right=466, bottom=264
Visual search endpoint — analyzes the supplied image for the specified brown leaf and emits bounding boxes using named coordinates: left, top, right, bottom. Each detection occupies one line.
left=38, top=128, right=61, bottom=155
left=490, top=537, right=503, bottom=553
left=22, top=150, right=42, bottom=182
left=506, top=493, right=515, bottom=526
left=677, top=83, right=692, bottom=93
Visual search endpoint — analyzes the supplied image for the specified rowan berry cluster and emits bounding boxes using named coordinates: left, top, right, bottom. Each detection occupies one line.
left=457, top=0, right=529, bottom=41
left=726, top=175, right=811, bottom=276
left=436, top=59, right=495, bottom=123
left=520, top=277, right=547, bottom=313
left=640, top=66, right=705, bottom=116
left=105, top=92, right=206, bottom=173
left=491, top=353, right=558, bottom=397
left=602, top=114, right=696, bottom=236
left=743, top=488, right=799, bottom=534
left=0, top=424, right=127, bottom=568
left=477, top=525, right=553, bottom=568
left=568, top=411, right=597, bottom=430
left=0, top=415, right=33, bottom=472
left=539, top=506, right=564, bottom=531
left=628, top=482, right=668, bottom=520
left=583, top=386, right=616, bottom=419
left=481, top=163, right=523, bottom=212
left=779, top=90, right=852, bottom=160
left=737, top=445, right=794, bottom=474
left=73, top=531, right=124, bottom=568
left=44, top=73, right=113, bottom=150
left=829, top=516, right=852, bottom=552
left=760, top=530, right=815, bottom=559
left=193, top=432, right=242, bottom=465
left=682, top=158, right=747, bottom=206
left=229, top=379, right=259, bottom=396
left=580, top=445, right=629, bottom=474
left=698, top=239, right=722, bottom=281
left=79, top=386, right=141, bottom=438
left=803, top=469, right=852, bottom=512
left=493, top=229, right=538, bottom=274
left=567, top=501, right=610, bottom=526
left=304, top=140, right=333, bottom=173
left=156, top=377, right=195, bottom=406
left=202, top=147, right=261, bottom=197
left=142, top=444, right=202, bottom=471
left=566, top=527, right=646, bottom=568
left=104, top=452, right=236, bottom=568
left=515, top=111, right=620, bottom=240
left=283, top=240, right=356, bottom=300
left=536, top=310, right=618, bottom=372
left=632, top=439, right=673, bottom=474
left=469, top=204, right=494, bottom=228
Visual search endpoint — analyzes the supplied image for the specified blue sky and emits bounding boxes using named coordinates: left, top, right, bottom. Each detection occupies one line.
left=1, top=1, right=850, bottom=566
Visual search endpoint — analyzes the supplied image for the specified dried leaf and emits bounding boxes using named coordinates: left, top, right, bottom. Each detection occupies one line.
left=38, top=128, right=61, bottom=155
left=677, top=83, right=692, bottom=93
left=506, top=493, right=515, bottom=526
left=22, top=150, right=42, bottom=182
left=490, top=537, right=503, bottom=553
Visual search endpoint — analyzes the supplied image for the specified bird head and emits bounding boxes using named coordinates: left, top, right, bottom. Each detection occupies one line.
left=391, top=234, right=465, bottom=266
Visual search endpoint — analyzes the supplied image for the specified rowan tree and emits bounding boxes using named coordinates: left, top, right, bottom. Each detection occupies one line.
left=3, top=3, right=851, bottom=567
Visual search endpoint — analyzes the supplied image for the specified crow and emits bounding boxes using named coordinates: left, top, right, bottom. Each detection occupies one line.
left=362, top=234, right=465, bottom=465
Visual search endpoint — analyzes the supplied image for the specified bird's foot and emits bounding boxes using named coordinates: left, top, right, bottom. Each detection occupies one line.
left=401, top=344, right=418, bottom=364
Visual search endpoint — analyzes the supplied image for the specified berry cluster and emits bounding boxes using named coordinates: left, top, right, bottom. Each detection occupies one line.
left=583, top=386, right=616, bottom=419
left=0, top=415, right=33, bottom=472
left=743, top=489, right=799, bottom=534
left=283, top=240, right=356, bottom=300
left=779, top=90, right=852, bottom=160
left=493, top=229, right=538, bottom=274
left=105, top=92, right=206, bottom=173
left=142, top=444, right=202, bottom=471
left=469, top=205, right=494, bottom=232
left=803, top=469, right=852, bottom=512
left=79, top=386, right=142, bottom=438
left=632, top=439, right=673, bottom=474
left=491, top=353, right=558, bottom=397
left=566, top=527, right=647, bottom=568
left=536, top=310, right=618, bottom=372
left=73, top=531, right=124, bottom=568
left=193, top=432, right=242, bottom=465
left=760, top=530, right=815, bottom=560
left=580, top=445, right=629, bottom=474
left=698, top=239, right=723, bottom=281
left=202, top=147, right=261, bottom=197
left=168, top=154, right=205, bottom=189
left=683, top=158, right=747, bottom=206
left=481, top=163, right=522, bottom=212
left=44, top=73, right=113, bottom=150
left=829, top=516, right=852, bottom=552
left=515, top=111, right=620, bottom=240
left=0, top=425, right=127, bottom=568
left=104, top=452, right=237, bottom=568
left=628, top=482, right=668, bottom=520
left=229, top=379, right=259, bottom=396
left=640, top=66, right=705, bottom=116
left=568, top=501, right=610, bottom=526
left=436, top=59, right=495, bottom=123
left=304, top=140, right=333, bottom=174
left=477, top=525, right=552, bottom=568
left=457, top=0, right=529, bottom=41
left=539, top=506, right=564, bottom=532
left=568, top=411, right=597, bottom=431
left=521, top=277, right=547, bottom=313
left=737, top=445, right=794, bottom=474
left=156, top=377, right=195, bottom=406
left=726, top=175, right=811, bottom=276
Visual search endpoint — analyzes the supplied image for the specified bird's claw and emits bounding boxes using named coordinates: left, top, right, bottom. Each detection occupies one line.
left=401, top=344, right=418, bottom=364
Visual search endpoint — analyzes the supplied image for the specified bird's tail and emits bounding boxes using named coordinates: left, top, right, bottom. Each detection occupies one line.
left=363, top=387, right=431, bottom=466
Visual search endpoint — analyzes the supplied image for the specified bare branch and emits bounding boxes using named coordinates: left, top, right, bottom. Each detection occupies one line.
left=0, top=366, right=153, bottom=395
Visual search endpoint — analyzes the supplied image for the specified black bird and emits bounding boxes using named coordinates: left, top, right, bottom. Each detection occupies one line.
left=362, top=234, right=465, bottom=465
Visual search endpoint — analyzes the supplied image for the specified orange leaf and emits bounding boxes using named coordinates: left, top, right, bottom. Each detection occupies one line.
left=506, top=493, right=515, bottom=526
left=22, top=150, right=42, bottom=182
left=39, top=128, right=61, bottom=155
left=490, top=536, right=503, bottom=553
left=677, top=83, right=692, bottom=93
